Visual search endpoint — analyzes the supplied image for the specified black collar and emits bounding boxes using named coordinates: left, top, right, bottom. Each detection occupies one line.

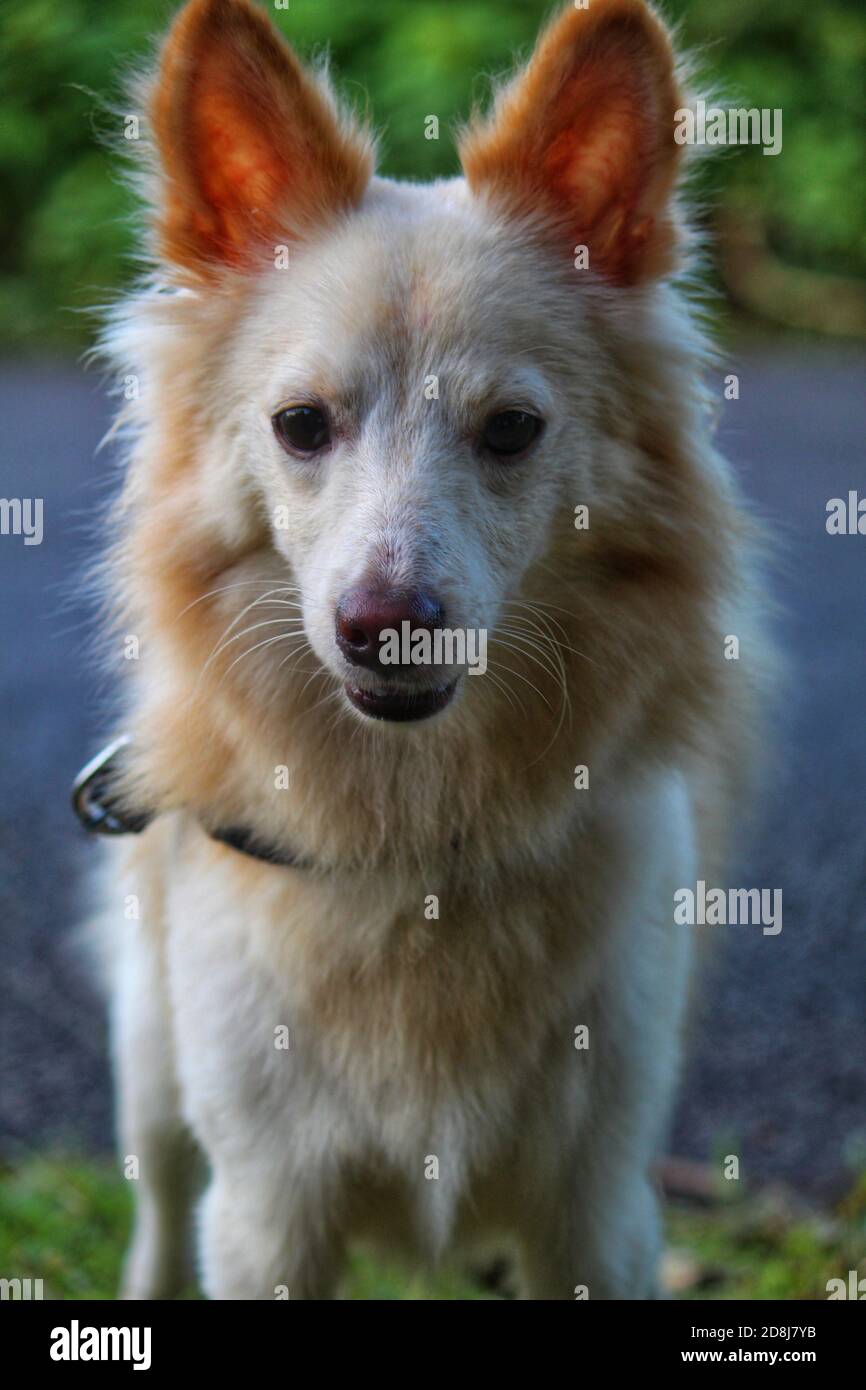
left=71, top=736, right=309, bottom=870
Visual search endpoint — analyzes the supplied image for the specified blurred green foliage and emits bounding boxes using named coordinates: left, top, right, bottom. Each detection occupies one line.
left=1, top=0, right=864, bottom=350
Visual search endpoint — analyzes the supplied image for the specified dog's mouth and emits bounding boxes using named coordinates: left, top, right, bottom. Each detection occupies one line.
left=344, top=678, right=458, bottom=722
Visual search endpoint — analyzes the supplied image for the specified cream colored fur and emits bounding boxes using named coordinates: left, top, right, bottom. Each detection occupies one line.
left=88, top=0, right=768, bottom=1299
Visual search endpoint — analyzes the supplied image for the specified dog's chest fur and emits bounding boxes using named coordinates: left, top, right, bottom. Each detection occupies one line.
left=123, top=768, right=693, bottom=1255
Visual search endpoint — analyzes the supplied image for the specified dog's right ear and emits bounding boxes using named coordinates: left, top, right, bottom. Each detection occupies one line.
left=147, top=0, right=374, bottom=277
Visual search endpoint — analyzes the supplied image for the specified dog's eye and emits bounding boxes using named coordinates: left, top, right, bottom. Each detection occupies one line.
left=272, top=405, right=330, bottom=455
left=482, top=410, right=543, bottom=458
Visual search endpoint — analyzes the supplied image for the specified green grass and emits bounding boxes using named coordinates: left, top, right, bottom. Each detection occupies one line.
left=665, top=1176, right=866, bottom=1300
left=1, top=1156, right=863, bottom=1300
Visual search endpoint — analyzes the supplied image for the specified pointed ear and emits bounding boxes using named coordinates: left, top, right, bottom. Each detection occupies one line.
left=149, top=0, right=374, bottom=275
left=458, top=0, right=685, bottom=285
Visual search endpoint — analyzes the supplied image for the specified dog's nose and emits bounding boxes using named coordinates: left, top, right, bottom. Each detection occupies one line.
left=335, top=587, right=444, bottom=670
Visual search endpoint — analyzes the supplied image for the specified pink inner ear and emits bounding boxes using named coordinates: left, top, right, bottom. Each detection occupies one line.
left=196, top=88, right=288, bottom=223
left=541, top=61, right=651, bottom=229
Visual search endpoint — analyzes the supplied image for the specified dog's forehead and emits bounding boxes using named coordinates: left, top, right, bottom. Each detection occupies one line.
left=260, top=178, right=569, bottom=389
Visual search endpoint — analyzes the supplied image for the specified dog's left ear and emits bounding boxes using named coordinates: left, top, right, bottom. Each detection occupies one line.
left=458, top=0, right=685, bottom=285
left=149, top=0, right=374, bottom=276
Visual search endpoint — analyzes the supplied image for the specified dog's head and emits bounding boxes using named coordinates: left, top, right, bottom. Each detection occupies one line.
left=121, top=0, right=696, bottom=726
left=107, top=0, right=744, bottom=864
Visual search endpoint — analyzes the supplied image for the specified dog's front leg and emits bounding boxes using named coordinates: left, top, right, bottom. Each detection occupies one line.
left=514, top=770, right=695, bottom=1300
left=113, top=912, right=201, bottom=1301
left=517, top=1165, right=664, bottom=1300
left=198, top=1163, right=346, bottom=1300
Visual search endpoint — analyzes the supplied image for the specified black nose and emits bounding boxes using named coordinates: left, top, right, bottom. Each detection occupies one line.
left=335, top=587, right=445, bottom=671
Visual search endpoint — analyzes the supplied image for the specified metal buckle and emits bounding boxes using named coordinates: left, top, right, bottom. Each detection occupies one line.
left=71, top=735, right=151, bottom=836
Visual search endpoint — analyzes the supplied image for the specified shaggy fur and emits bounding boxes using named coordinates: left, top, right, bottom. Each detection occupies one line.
left=90, top=0, right=766, bottom=1299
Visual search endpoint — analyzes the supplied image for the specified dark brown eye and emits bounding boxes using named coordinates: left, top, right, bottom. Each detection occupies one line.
left=272, top=405, right=330, bottom=455
left=482, top=409, right=543, bottom=458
